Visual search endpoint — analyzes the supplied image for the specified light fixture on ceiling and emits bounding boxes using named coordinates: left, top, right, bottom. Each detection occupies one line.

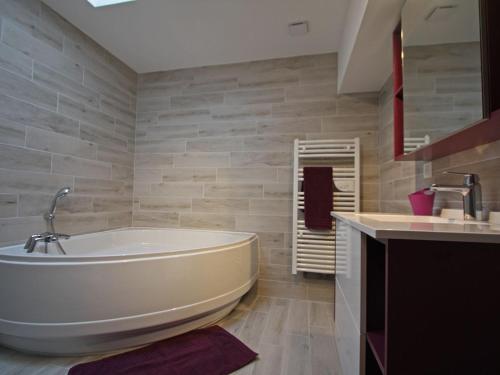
left=87, top=0, right=135, bottom=8
left=425, top=5, right=458, bottom=22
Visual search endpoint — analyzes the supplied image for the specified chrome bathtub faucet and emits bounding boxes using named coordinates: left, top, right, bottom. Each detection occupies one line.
left=24, top=187, right=72, bottom=253
left=24, top=232, right=71, bottom=253
left=430, top=172, right=483, bottom=221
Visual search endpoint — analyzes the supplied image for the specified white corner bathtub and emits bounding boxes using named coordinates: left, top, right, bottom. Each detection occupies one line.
left=0, top=228, right=259, bottom=356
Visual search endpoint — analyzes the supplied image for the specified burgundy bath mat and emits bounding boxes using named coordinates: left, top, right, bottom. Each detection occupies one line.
left=69, top=325, right=257, bottom=375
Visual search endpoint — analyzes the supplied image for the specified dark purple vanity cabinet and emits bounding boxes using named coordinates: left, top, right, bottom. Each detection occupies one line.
left=363, top=236, right=500, bottom=375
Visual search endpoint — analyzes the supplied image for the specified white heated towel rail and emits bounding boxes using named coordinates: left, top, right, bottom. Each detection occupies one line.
left=404, top=135, right=430, bottom=153
left=292, top=138, right=360, bottom=275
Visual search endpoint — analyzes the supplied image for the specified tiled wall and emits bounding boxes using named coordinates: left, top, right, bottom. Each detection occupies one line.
left=379, top=74, right=500, bottom=214
left=134, top=53, right=380, bottom=301
left=403, top=42, right=482, bottom=143
left=0, top=0, right=137, bottom=246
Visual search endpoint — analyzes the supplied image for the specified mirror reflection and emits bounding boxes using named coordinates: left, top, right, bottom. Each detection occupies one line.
left=402, top=0, right=483, bottom=154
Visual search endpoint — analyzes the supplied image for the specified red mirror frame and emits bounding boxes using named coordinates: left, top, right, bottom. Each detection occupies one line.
left=393, top=0, right=500, bottom=161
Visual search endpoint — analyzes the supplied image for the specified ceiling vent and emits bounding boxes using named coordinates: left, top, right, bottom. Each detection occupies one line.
left=288, top=21, right=309, bottom=36
left=87, top=0, right=135, bottom=8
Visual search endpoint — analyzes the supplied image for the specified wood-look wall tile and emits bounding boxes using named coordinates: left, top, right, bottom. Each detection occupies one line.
left=238, top=70, right=299, bottom=89
left=257, top=232, right=285, bottom=248
left=65, top=40, right=135, bottom=97
left=198, top=121, right=256, bottom=138
left=132, top=212, right=179, bottom=227
left=158, top=108, right=211, bottom=125
left=74, top=177, right=126, bottom=196
left=263, top=184, right=292, bottom=199
left=134, top=153, right=173, bottom=169
left=80, top=123, right=128, bottom=152
left=83, top=69, right=130, bottom=109
left=173, top=152, right=230, bottom=168
left=2, top=19, right=82, bottom=82
left=0, top=194, right=17, bottom=218
left=52, top=154, right=111, bottom=179
left=136, top=96, right=171, bottom=112
left=179, top=213, right=236, bottom=230
left=186, top=137, right=244, bottom=152
left=321, top=115, right=378, bottom=132
left=92, top=197, right=132, bottom=213
left=183, top=77, right=238, bottom=94
left=211, top=105, right=271, bottom=121
left=272, top=101, right=336, bottom=118
left=97, top=145, right=134, bottom=166
left=298, top=66, right=337, bottom=84
left=141, top=124, right=198, bottom=140
left=150, top=182, right=203, bottom=197
left=204, top=183, right=263, bottom=198
left=59, top=95, right=115, bottom=132
left=100, top=97, right=135, bottom=125
left=135, top=139, right=186, bottom=154
left=111, top=164, right=133, bottom=181
left=231, top=152, right=291, bottom=167
left=249, top=199, right=291, bottom=216
left=0, top=216, right=45, bottom=246
left=404, top=95, right=454, bottom=113
left=0, top=143, right=51, bottom=172
left=336, top=93, right=378, bottom=115
left=171, top=93, right=224, bottom=109
left=286, top=84, right=336, bottom=102
left=0, top=93, right=79, bottom=137
left=216, top=168, right=277, bottom=183
left=0, top=119, right=26, bottom=146
left=33, top=63, right=99, bottom=108
left=138, top=81, right=186, bottom=98
left=243, top=134, right=301, bottom=152
left=436, top=75, right=482, bottom=94
left=137, top=197, right=191, bottom=212
left=224, top=88, right=285, bottom=105
left=235, top=215, right=291, bottom=233
left=0, top=66, right=56, bottom=111
left=192, top=198, right=249, bottom=214
left=133, top=168, right=163, bottom=183
left=0, top=169, right=73, bottom=194
left=162, top=168, right=216, bottom=182
left=0, top=42, right=33, bottom=79
left=256, top=118, right=322, bottom=134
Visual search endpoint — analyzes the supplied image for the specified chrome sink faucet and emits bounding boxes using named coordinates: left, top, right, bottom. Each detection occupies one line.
left=24, top=187, right=72, bottom=253
left=430, top=172, right=482, bottom=221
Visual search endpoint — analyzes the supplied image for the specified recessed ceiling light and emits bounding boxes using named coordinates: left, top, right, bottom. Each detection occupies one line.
left=87, top=0, right=135, bottom=8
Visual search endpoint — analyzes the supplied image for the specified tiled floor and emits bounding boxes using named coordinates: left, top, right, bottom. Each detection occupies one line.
left=0, top=295, right=341, bottom=375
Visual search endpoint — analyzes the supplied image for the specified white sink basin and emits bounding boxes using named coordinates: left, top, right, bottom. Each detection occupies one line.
left=356, top=213, right=488, bottom=225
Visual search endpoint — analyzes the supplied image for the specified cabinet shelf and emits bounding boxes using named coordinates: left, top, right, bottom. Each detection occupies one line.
left=367, top=330, right=385, bottom=373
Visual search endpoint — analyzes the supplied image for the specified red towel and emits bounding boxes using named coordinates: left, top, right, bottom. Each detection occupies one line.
left=303, top=167, right=333, bottom=230
left=68, top=325, right=257, bottom=375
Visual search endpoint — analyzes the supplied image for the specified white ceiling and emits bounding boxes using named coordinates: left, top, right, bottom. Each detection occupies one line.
left=43, top=0, right=349, bottom=73
left=402, top=0, right=480, bottom=47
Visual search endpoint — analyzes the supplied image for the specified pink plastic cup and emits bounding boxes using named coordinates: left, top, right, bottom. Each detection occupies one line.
left=408, top=189, right=435, bottom=216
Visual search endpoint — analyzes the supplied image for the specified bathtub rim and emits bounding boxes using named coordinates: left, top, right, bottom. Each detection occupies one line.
left=0, top=227, right=258, bottom=263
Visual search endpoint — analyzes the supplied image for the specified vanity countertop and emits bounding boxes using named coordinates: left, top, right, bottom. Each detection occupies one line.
left=331, top=212, right=500, bottom=243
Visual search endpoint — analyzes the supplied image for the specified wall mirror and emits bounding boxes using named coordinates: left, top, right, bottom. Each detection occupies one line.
left=394, top=0, right=500, bottom=161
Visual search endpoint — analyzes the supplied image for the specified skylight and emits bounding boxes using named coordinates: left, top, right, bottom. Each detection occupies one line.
left=87, top=0, right=135, bottom=7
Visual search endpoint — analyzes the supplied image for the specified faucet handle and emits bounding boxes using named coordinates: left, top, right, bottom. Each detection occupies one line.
left=443, top=171, right=479, bottom=185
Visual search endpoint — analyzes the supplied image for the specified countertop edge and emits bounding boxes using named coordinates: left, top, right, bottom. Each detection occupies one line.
left=331, top=212, right=500, bottom=243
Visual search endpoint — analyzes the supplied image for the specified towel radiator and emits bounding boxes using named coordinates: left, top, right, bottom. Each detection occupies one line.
left=292, top=138, right=360, bottom=275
